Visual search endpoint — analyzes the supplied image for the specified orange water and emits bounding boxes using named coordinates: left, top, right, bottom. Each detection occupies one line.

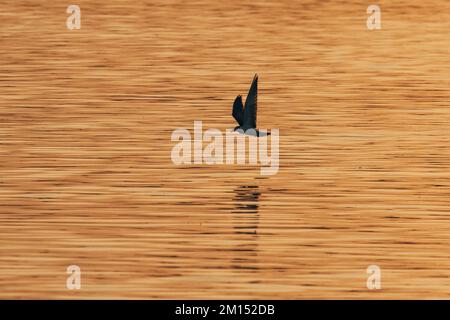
left=1, top=0, right=450, bottom=298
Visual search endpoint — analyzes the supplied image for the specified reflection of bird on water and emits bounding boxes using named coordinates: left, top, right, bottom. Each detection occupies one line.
left=231, top=185, right=261, bottom=270
left=232, top=74, right=269, bottom=137
left=233, top=185, right=261, bottom=216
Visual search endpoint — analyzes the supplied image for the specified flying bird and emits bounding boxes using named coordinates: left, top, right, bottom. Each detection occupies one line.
left=232, top=74, right=268, bottom=137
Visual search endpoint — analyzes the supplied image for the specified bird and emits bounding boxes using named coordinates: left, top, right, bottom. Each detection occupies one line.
left=232, top=74, right=269, bottom=137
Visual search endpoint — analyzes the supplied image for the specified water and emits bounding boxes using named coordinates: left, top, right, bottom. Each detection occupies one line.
left=1, top=0, right=450, bottom=298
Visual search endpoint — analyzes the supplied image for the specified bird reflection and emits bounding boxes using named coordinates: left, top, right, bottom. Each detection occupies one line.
left=231, top=185, right=260, bottom=270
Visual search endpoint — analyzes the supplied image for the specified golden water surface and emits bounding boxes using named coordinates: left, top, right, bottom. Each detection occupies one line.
left=1, top=0, right=450, bottom=299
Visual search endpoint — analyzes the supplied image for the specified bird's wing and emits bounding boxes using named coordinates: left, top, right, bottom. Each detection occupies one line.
left=244, top=74, right=258, bottom=128
left=232, top=95, right=244, bottom=126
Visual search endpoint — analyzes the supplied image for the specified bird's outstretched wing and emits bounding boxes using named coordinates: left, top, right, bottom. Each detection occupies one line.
left=232, top=95, right=244, bottom=126
left=244, top=74, right=258, bottom=128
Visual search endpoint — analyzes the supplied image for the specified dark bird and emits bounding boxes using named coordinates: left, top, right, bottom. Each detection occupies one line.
left=232, top=74, right=269, bottom=137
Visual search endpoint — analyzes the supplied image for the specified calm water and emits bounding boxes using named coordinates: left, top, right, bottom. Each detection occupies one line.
left=1, top=0, right=450, bottom=298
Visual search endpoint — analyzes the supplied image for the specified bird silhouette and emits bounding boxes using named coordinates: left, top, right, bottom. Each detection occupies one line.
left=232, top=74, right=269, bottom=137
